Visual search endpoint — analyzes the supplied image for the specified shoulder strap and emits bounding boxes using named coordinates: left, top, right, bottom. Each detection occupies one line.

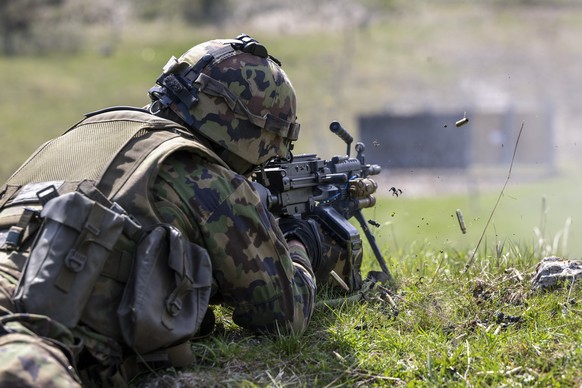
left=0, top=185, right=20, bottom=210
left=95, top=113, right=226, bottom=230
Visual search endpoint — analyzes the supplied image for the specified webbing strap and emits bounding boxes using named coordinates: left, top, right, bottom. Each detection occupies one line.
left=0, top=185, right=20, bottom=209
left=1, top=208, right=40, bottom=251
left=55, top=202, right=107, bottom=293
left=77, top=180, right=142, bottom=241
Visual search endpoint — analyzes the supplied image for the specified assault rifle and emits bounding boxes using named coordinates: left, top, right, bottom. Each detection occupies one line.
left=253, top=121, right=394, bottom=286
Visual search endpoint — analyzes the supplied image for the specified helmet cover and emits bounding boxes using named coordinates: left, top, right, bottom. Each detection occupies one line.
left=149, top=35, right=300, bottom=167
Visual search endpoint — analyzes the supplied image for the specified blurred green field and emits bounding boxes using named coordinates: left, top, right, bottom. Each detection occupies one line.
left=0, top=24, right=212, bottom=181
left=0, top=22, right=394, bottom=179
left=365, top=169, right=582, bottom=272
left=8, top=3, right=582, bottom=180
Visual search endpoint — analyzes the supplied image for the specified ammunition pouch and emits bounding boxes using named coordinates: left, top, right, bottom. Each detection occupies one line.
left=118, top=223, right=212, bottom=354
left=6, top=182, right=212, bottom=364
left=13, top=187, right=133, bottom=328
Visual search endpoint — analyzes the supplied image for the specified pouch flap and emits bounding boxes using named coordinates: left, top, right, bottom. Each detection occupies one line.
left=40, top=192, right=95, bottom=231
left=40, top=192, right=125, bottom=250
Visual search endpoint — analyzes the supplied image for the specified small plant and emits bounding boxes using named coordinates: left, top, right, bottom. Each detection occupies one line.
left=534, top=217, right=572, bottom=258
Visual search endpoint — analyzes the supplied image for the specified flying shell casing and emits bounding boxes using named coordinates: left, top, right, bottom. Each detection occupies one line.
left=455, top=117, right=469, bottom=127
left=456, top=209, right=467, bottom=234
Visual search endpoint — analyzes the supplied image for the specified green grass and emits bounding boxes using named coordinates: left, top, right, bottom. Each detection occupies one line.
left=378, top=171, right=582, bottom=260
left=134, top=242, right=582, bottom=387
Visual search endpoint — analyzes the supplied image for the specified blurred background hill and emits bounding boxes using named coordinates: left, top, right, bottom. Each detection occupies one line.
left=2, top=0, right=582, bottom=173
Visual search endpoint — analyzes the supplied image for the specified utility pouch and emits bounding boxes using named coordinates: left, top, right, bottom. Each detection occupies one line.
left=117, top=224, right=212, bottom=354
left=13, top=189, right=127, bottom=328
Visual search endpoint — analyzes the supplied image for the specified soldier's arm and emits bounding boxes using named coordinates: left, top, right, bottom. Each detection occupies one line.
left=201, top=179, right=316, bottom=334
left=153, top=152, right=316, bottom=334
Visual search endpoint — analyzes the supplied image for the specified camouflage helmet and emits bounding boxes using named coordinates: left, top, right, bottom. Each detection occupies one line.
left=148, top=34, right=300, bottom=169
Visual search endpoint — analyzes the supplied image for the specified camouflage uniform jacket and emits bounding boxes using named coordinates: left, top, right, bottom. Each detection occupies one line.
left=0, top=107, right=315, bottom=337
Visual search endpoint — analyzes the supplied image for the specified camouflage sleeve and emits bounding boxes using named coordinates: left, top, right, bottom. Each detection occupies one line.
left=153, top=151, right=316, bottom=334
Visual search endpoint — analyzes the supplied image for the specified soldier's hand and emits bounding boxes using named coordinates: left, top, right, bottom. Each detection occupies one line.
left=278, top=217, right=323, bottom=272
left=279, top=216, right=349, bottom=285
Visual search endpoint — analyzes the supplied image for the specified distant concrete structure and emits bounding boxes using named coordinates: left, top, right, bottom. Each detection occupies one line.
left=358, top=108, right=554, bottom=170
